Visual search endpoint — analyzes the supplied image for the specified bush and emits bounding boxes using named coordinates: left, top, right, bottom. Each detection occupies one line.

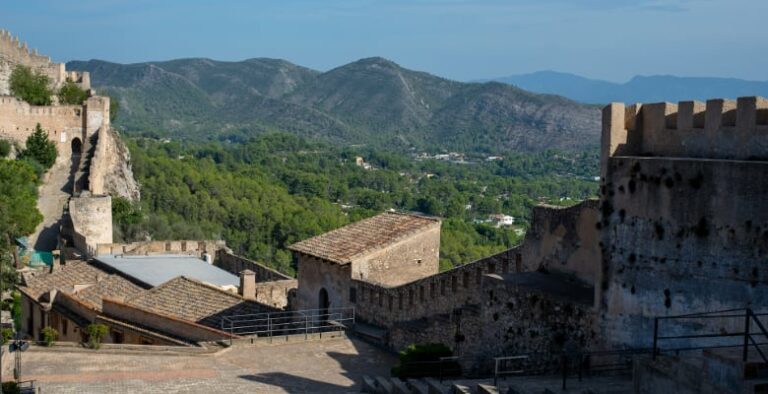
left=9, top=65, right=52, bottom=106
left=41, top=326, right=58, bottom=346
left=58, top=79, right=88, bottom=105
left=12, top=291, right=21, bottom=333
left=1, top=381, right=20, bottom=394
left=86, top=323, right=108, bottom=349
left=1, top=328, right=13, bottom=345
left=20, top=123, right=57, bottom=170
left=0, top=139, right=10, bottom=157
left=390, top=343, right=461, bottom=378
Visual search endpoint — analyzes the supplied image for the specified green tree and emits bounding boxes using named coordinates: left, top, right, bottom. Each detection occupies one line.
left=9, top=65, right=53, bottom=106
left=0, top=140, right=10, bottom=157
left=58, top=79, right=88, bottom=105
left=20, top=123, right=57, bottom=169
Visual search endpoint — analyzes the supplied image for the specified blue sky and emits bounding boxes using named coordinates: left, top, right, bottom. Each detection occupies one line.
left=2, top=0, right=767, bottom=82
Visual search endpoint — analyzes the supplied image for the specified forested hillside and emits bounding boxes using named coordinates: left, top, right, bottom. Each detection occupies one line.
left=68, top=57, right=600, bottom=154
left=116, top=134, right=599, bottom=274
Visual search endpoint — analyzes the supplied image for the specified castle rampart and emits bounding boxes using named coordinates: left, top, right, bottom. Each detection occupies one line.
left=600, top=96, right=768, bottom=180
left=352, top=248, right=514, bottom=327
left=0, top=29, right=90, bottom=95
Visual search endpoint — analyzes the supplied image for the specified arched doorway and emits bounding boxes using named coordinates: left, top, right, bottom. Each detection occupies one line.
left=71, top=137, right=82, bottom=155
left=319, top=288, right=329, bottom=311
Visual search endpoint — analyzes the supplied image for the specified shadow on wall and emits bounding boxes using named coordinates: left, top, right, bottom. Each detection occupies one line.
left=237, top=339, right=396, bottom=393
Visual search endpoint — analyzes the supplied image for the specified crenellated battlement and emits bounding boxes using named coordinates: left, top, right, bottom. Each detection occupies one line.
left=0, top=28, right=90, bottom=95
left=601, top=96, right=768, bottom=176
left=0, top=29, right=54, bottom=67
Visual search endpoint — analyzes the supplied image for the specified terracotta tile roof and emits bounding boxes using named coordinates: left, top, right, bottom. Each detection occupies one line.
left=287, top=212, right=440, bottom=264
left=20, top=261, right=144, bottom=309
left=126, top=276, right=274, bottom=329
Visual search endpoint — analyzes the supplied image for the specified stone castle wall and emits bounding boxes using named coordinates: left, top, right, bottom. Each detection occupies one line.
left=598, top=97, right=768, bottom=349
left=0, top=96, right=84, bottom=158
left=521, top=200, right=601, bottom=288
left=600, top=97, right=768, bottom=179
left=94, top=240, right=226, bottom=258
left=0, top=29, right=89, bottom=95
left=388, top=274, right=598, bottom=374
left=352, top=248, right=515, bottom=327
left=216, top=250, right=293, bottom=282
left=353, top=223, right=441, bottom=287
left=69, top=195, right=113, bottom=256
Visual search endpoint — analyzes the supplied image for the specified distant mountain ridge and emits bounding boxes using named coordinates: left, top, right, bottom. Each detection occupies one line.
left=486, top=71, right=768, bottom=104
left=68, top=58, right=600, bottom=153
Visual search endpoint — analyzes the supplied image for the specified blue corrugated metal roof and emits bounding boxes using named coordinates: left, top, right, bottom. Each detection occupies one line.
left=96, top=254, right=239, bottom=288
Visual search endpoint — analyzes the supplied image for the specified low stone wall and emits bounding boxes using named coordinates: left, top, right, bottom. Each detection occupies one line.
left=101, top=298, right=234, bottom=343
left=352, top=248, right=517, bottom=327
left=254, top=279, right=297, bottom=309
left=387, top=273, right=598, bottom=375
left=95, top=240, right=226, bottom=258
left=216, top=250, right=292, bottom=281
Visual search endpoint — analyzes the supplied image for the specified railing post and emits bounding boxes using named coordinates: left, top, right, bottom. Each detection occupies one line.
left=652, top=317, right=659, bottom=360
left=744, top=309, right=751, bottom=362
left=561, top=353, right=567, bottom=390
left=493, top=358, right=498, bottom=386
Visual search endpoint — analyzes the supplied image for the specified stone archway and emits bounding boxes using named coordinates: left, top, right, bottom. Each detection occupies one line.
left=319, top=288, right=329, bottom=311
left=71, top=137, right=82, bottom=155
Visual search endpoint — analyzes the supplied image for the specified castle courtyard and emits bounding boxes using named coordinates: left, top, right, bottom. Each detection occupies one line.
left=13, top=337, right=395, bottom=393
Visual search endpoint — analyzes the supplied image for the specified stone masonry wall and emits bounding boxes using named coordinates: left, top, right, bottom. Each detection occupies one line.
left=254, top=279, right=298, bottom=309
left=69, top=195, right=113, bottom=257
left=0, top=96, right=84, bottom=159
left=352, top=248, right=516, bottom=327
left=295, top=254, right=352, bottom=311
left=600, top=97, right=768, bottom=168
left=352, top=223, right=441, bottom=287
left=0, top=29, right=89, bottom=95
left=95, top=240, right=226, bottom=258
left=521, top=200, right=601, bottom=287
left=599, top=155, right=768, bottom=348
left=388, top=274, right=598, bottom=374
left=216, top=250, right=293, bottom=282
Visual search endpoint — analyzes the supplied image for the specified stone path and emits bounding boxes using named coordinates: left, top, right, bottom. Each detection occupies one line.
left=28, top=156, right=74, bottom=251
left=13, top=337, right=396, bottom=393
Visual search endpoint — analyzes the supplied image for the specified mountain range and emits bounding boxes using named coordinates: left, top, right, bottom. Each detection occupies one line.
left=67, top=58, right=600, bottom=154
left=486, top=71, right=768, bottom=104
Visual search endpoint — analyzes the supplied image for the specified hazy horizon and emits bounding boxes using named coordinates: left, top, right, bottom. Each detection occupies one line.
left=2, top=0, right=767, bottom=83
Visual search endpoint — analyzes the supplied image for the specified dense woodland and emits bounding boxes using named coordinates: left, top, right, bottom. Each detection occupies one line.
left=114, top=134, right=599, bottom=274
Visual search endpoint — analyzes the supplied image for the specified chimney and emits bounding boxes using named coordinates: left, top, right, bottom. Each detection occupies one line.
left=239, top=270, right=256, bottom=299
left=50, top=253, right=61, bottom=273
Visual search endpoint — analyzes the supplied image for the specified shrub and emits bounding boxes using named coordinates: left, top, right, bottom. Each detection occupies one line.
left=1, top=381, right=20, bottom=394
left=12, top=291, right=21, bottom=333
left=20, top=123, right=57, bottom=170
left=1, top=328, right=13, bottom=345
left=9, top=65, right=53, bottom=106
left=390, top=343, right=461, bottom=378
left=0, top=139, right=10, bottom=157
left=41, top=326, right=58, bottom=346
left=86, top=323, right=108, bottom=349
left=58, top=79, right=88, bottom=105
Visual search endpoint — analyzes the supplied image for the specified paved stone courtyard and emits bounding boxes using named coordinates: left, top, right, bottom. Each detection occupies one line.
left=14, top=338, right=395, bottom=393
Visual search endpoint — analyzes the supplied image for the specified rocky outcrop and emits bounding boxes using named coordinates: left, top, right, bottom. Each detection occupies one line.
left=103, top=128, right=140, bottom=201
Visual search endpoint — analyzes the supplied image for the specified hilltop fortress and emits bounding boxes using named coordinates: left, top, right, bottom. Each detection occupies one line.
left=3, top=30, right=766, bottom=393
left=0, top=29, right=138, bottom=255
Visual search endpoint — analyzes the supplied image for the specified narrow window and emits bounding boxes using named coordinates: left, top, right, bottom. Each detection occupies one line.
left=349, top=287, right=357, bottom=303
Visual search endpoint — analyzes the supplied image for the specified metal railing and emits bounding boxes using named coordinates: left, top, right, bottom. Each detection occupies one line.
left=493, top=348, right=651, bottom=388
left=220, top=307, right=355, bottom=344
left=652, top=308, right=768, bottom=363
